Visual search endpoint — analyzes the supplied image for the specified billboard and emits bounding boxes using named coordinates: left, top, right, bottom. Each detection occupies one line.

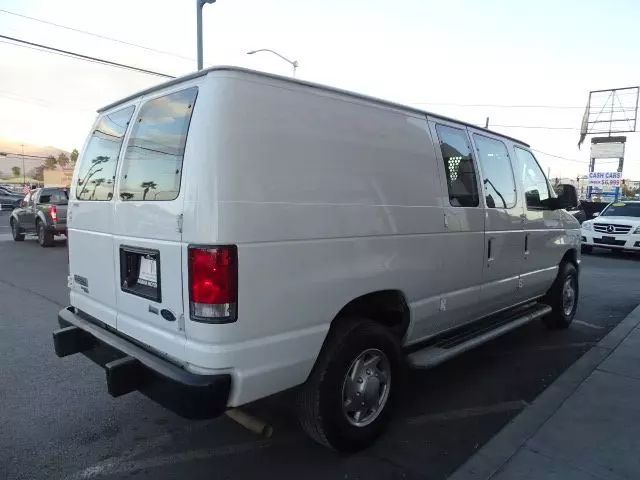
left=588, top=171, right=622, bottom=188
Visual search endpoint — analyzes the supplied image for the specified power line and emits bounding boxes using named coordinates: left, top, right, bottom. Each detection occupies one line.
left=0, top=89, right=95, bottom=112
left=530, top=148, right=587, bottom=164
left=0, top=34, right=175, bottom=78
left=0, top=8, right=193, bottom=61
left=492, top=124, right=579, bottom=131
left=411, top=101, right=587, bottom=110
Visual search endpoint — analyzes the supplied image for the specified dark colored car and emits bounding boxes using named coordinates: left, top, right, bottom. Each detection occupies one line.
left=566, top=202, right=587, bottom=224
left=0, top=186, right=22, bottom=211
left=9, top=187, right=68, bottom=247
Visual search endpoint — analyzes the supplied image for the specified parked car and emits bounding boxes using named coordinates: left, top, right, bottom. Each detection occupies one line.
left=9, top=187, right=68, bottom=246
left=52, top=66, right=580, bottom=452
left=581, top=200, right=640, bottom=253
left=0, top=186, right=22, bottom=211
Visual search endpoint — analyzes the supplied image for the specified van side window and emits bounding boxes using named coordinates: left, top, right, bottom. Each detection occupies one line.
left=473, top=134, right=517, bottom=209
left=75, top=106, right=135, bottom=201
left=435, top=124, right=479, bottom=207
left=514, top=147, right=550, bottom=209
left=118, top=87, right=198, bottom=202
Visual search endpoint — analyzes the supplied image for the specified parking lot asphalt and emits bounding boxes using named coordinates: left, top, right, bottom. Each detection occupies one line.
left=2, top=209, right=639, bottom=480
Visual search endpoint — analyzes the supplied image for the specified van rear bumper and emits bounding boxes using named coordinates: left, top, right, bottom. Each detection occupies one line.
left=53, top=306, right=231, bottom=419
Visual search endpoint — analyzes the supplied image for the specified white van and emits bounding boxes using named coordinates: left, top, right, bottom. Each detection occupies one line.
left=53, top=66, right=581, bottom=451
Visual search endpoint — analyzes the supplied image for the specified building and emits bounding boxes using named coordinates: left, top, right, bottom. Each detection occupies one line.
left=43, top=167, right=73, bottom=187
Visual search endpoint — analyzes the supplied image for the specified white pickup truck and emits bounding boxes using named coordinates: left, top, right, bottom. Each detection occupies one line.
left=53, top=66, right=581, bottom=451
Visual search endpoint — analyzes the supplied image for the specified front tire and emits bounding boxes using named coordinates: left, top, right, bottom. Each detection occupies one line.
left=37, top=221, right=54, bottom=247
left=296, top=318, right=403, bottom=452
left=10, top=219, right=24, bottom=241
left=543, top=262, right=579, bottom=329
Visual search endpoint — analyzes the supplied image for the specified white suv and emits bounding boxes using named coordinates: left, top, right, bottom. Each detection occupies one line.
left=52, top=66, right=581, bottom=451
left=581, top=201, right=640, bottom=253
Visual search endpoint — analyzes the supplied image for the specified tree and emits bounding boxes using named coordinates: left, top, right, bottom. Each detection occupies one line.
left=622, top=183, right=639, bottom=199
left=70, top=149, right=79, bottom=165
left=11, top=166, right=20, bottom=178
left=29, top=164, right=46, bottom=181
left=90, top=178, right=106, bottom=200
left=44, top=155, right=57, bottom=170
left=57, top=152, right=70, bottom=168
left=141, top=181, right=157, bottom=200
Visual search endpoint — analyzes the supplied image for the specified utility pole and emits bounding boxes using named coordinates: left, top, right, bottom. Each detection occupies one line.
left=21, top=144, right=25, bottom=186
left=196, top=0, right=216, bottom=70
left=484, top=117, right=489, bottom=128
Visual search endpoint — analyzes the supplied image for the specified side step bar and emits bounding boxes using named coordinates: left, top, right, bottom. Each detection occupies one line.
left=408, top=303, right=552, bottom=369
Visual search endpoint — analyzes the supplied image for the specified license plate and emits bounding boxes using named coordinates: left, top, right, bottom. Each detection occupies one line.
left=138, top=256, right=158, bottom=288
left=602, top=236, right=616, bottom=243
left=120, top=246, right=161, bottom=302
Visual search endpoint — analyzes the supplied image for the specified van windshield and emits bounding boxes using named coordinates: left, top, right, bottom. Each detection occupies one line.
left=74, top=106, right=135, bottom=201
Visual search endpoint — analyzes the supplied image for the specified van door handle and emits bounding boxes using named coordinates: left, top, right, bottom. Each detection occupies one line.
left=524, top=233, right=530, bottom=256
left=487, top=238, right=494, bottom=266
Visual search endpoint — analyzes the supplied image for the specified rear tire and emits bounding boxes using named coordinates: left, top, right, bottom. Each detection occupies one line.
left=296, top=317, right=403, bottom=452
left=10, top=218, right=24, bottom=241
left=37, top=221, right=54, bottom=247
left=581, top=245, right=593, bottom=254
left=543, top=262, right=579, bottom=329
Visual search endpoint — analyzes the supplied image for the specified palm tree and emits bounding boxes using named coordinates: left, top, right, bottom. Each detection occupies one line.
left=90, top=178, right=106, bottom=200
left=79, top=167, right=103, bottom=198
left=141, top=181, right=158, bottom=200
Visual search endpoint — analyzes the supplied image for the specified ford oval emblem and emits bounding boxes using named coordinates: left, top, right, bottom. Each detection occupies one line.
left=161, top=309, right=176, bottom=322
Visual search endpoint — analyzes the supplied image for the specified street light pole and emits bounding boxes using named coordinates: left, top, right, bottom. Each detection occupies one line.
left=196, top=0, right=216, bottom=71
left=21, top=144, right=25, bottom=186
left=246, top=49, right=299, bottom=77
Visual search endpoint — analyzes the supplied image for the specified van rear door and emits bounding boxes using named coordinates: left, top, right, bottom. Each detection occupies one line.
left=69, top=106, right=135, bottom=328
left=112, top=87, right=198, bottom=355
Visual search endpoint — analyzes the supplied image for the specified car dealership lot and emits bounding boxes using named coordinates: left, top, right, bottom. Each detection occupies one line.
left=1, top=220, right=639, bottom=480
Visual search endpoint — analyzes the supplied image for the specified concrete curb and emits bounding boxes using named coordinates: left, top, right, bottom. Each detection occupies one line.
left=449, top=303, right=640, bottom=480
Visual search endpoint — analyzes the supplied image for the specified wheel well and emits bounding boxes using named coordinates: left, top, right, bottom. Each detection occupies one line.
left=561, top=248, right=578, bottom=268
left=332, top=290, right=410, bottom=341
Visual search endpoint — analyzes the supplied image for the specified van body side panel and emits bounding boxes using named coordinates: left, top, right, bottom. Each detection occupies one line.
left=183, top=73, right=445, bottom=405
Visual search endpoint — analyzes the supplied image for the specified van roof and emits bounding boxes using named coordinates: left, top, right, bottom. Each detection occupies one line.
left=99, top=65, right=530, bottom=147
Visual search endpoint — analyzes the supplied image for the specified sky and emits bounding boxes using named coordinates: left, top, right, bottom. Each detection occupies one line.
left=0, top=0, right=639, bottom=179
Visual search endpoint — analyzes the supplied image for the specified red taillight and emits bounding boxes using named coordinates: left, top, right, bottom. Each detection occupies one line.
left=50, top=205, right=58, bottom=222
left=188, top=246, right=237, bottom=323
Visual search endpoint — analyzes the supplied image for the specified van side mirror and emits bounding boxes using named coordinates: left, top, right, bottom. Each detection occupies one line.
left=548, top=184, right=578, bottom=210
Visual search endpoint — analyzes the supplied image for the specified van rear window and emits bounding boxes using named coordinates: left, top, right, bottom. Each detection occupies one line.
left=75, top=106, right=135, bottom=201
left=118, top=87, right=198, bottom=201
